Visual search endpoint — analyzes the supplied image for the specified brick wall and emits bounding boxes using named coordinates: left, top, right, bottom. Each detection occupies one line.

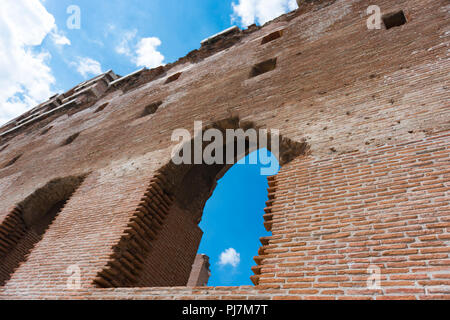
left=134, top=204, right=203, bottom=287
left=259, top=132, right=450, bottom=299
left=2, top=133, right=447, bottom=300
left=187, top=255, right=211, bottom=287
left=0, top=0, right=449, bottom=299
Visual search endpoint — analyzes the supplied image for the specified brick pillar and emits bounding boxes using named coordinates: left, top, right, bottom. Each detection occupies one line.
left=187, top=254, right=211, bottom=287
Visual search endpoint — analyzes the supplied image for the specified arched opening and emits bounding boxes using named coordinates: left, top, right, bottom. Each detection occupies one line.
left=0, top=175, right=86, bottom=286
left=193, top=148, right=279, bottom=286
left=94, top=117, right=308, bottom=288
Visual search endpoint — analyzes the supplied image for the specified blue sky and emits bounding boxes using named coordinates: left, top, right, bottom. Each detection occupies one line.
left=0, top=0, right=298, bottom=124
left=0, top=0, right=295, bottom=285
left=41, top=0, right=236, bottom=88
left=198, top=150, right=279, bottom=286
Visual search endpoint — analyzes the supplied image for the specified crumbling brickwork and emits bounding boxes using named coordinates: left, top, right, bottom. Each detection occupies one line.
left=0, top=0, right=449, bottom=299
left=187, top=255, right=211, bottom=287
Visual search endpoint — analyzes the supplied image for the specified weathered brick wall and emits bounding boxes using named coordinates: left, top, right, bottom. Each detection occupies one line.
left=258, top=132, right=450, bottom=299
left=0, top=169, right=152, bottom=291
left=187, top=255, right=211, bottom=287
left=0, top=0, right=449, bottom=299
left=134, top=204, right=203, bottom=287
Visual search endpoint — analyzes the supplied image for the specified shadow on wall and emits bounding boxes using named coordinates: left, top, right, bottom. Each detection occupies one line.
left=0, top=175, right=87, bottom=286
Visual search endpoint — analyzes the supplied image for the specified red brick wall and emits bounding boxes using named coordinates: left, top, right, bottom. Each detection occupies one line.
left=0, top=223, right=38, bottom=286
left=0, top=169, right=152, bottom=291
left=259, top=132, right=450, bottom=299
left=2, top=133, right=447, bottom=300
left=135, top=204, right=203, bottom=287
left=0, top=0, right=449, bottom=299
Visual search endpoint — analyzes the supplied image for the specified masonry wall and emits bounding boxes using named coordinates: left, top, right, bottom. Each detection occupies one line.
left=0, top=0, right=449, bottom=299
left=258, top=132, right=450, bottom=299
left=134, top=204, right=203, bottom=287
left=0, top=222, right=39, bottom=286
left=187, top=255, right=211, bottom=287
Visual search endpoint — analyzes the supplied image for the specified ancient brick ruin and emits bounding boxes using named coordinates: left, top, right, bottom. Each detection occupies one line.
left=187, top=255, right=211, bottom=287
left=0, top=0, right=449, bottom=299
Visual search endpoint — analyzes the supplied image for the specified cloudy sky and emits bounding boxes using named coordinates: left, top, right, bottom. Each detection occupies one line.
left=0, top=0, right=293, bottom=285
left=0, top=0, right=298, bottom=125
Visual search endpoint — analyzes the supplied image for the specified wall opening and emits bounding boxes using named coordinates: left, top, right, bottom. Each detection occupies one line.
left=261, top=30, right=284, bottom=45
left=94, top=117, right=308, bottom=288
left=94, top=102, right=109, bottom=113
left=40, top=126, right=53, bottom=135
left=2, top=154, right=22, bottom=169
left=139, top=101, right=162, bottom=118
left=165, top=72, right=182, bottom=84
left=195, top=148, right=279, bottom=286
left=249, top=58, right=277, bottom=78
left=382, top=10, right=407, bottom=29
left=0, top=175, right=86, bottom=286
left=61, top=132, right=80, bottom=146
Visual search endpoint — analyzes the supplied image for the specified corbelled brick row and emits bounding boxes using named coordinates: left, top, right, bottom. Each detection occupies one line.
left=0, top=209, right=26, bottom=258
left=0, top=0, right=449, bottom=299
left=251, top=175, right=278, bottom=286
left=94, top=170, right=175, bottom=288
left=0, top=175, right=86, bottom=286
left=0, top=208, right=28, bottom=285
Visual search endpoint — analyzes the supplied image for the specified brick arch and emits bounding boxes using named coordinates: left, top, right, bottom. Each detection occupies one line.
left=0, top=175, right=87, bottom=286
left=94, top=117, right=309, bottom=288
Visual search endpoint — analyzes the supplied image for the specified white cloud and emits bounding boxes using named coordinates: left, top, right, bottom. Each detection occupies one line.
left=231, top=0, right=298, bottom=27
left=115, top=30, right=165, bottom=69
left=50, top=28, right=71, bottom=46
left=115, top=29, right=137, bottom=57
left=0, top=0, right=58, bottom=125
left=135, top=37, right=165, bottom=68
left=219, top=248, right=241, bottom=267
left=71, top=57, right=102, bottom=78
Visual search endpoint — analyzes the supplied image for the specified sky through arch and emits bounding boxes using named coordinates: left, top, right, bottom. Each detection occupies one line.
left=197, top=148, right=279, bottom=286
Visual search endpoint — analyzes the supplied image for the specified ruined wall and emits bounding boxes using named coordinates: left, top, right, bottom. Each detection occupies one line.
left=133, top=204, right=203, bottom=287
left=0, top=0, right=449, bottom=299
left=187, top=255, right=211, bottom=287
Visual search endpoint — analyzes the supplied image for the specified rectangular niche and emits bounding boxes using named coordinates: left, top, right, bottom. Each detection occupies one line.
left=383, top=10, right=407, bottom=30
left=261, top=30, right=284, bottom=45
left=249, top=58, right=277, bottom=78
